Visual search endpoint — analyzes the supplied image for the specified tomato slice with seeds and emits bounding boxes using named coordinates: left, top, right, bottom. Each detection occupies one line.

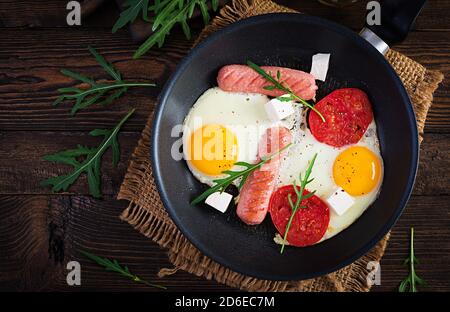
left=269, top=185, right=330, bottom=247
left=309, top=88, right=373, bottom=147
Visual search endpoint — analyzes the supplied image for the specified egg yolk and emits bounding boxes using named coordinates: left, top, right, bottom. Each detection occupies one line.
left=187, top=124, right=238, bottom=176
left=333, top=146, right=381, bottom=196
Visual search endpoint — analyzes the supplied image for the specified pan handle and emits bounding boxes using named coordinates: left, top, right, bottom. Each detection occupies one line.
left=359, top=0, right=427, bottom=55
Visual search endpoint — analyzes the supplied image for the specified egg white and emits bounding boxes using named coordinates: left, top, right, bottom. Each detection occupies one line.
left=277, top=117, right=384, bottom=241
left=182, top=87, right=282, bottom=186
left=183, top=87, right=384, bottom=243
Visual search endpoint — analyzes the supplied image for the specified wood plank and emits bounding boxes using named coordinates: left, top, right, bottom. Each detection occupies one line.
left=393, top=31, right=450, bottom=133
left=0, top=131, right=141, bottom=195
left=0, top=194, right=448, bottom=291
left=0, top=0, right=117, bottom=27
left=280, top=0, right=450, bottom=32
left=0, top=0, right=212, bottom=29
left=1, top=0, right=448, bottom=295
left=373, top=195, right=450, bottom=291
left=1, top=131, right=448, bottom=196
left=0, top=28, right=448, bottom=132
left=0, top=195, right=233, bottom=291
left=415, top=133, right=450, bottom=196
left=0, top=29, right=191, bottom=131
left=1, top=0, right=448, bottom=31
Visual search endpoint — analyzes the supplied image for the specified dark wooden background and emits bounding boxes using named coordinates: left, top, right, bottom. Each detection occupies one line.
left=0, top=0, right=448, bottom=292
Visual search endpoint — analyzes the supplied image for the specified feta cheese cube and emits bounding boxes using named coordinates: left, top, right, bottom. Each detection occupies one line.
left=310, top=53, right=330, bottom=82
left=326, top=188, right=355, bottom=216
left=205, top=191, right=233, bottom=213
left=273, top=233, right=290, bottom=246
left=264, top=97, right=295, bottom=121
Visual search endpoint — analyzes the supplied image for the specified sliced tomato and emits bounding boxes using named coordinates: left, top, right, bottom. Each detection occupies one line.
left=309, top=88, right=373, bottom=147
left=269, top=185, right=330, bottom=247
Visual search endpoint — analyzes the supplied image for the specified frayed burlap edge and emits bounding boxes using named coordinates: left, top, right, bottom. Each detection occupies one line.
left=385, top=50, right=444, bottom=141
left=118, top=0, right=443, bottom=292
left=117, top=113, right=390, bottom=292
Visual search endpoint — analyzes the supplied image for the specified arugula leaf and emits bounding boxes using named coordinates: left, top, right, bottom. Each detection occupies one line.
left=211, top=0, right=219, bottom=11
left=191, top=143, right=292, bottom=205
left=247, top=60, right=326, bottom=122
left=276, top=95, right=296, bottom=102
left=54, top=47, right=155, bottom=115
left=280, top=153, right=317, bottom=254
left=134, top=12, right=183, bottom=56
left=198, top=1, right=210, bottom=25
left=80, top=250, right=166, bottom=290
left=399, top=227, right=425, bottom=292
left=134, top=1, right=191, bottom=58
left=88, top=46, right=121, bottom=81
left=112, top=0, right=150, bottom=33
left=41, top=109, right=135, bottom=198
left=131, top=0, right=219, bottom=59
left=152, top=0, right=182, bottom=31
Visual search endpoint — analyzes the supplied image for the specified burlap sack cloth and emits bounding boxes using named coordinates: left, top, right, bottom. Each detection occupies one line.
left=118, top=0, right=444, bottom=291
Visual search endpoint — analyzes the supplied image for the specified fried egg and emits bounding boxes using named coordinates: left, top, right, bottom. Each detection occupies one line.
left=277, top=112, right=383, bottom=240
left=182, top=87, right=281, bottom=186
left=183, top=87, right=383, bottom=243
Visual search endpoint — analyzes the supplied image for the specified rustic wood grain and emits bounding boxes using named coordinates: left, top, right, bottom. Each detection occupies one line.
left=0, top=0, right=117, bottom=27
left=279, top=0, right=450, bottom=32
left=0, top=132, right=449, bottom=196
left=375, top=195, right=450, bottom=291
left=0, top=131, right=141, bottom=195
left=0, top=29, right=190, bottom=131
left=0, top=0, right=448, bottom=292
left=0, top=29, right=448, bottom=132
left=0, top=195, right=233, bottom=291
left=0, top=194, right=448, bottom=291
left=1, top=0, right=449, bottom=31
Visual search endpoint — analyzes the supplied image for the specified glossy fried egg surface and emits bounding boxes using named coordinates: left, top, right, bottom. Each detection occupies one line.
left=183, top=87, right=383, bottom=242
left=278, top=112, right=383, bottom=240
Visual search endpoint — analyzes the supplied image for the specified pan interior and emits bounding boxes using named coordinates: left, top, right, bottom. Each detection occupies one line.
left=152, top=14, right=418, bottom=280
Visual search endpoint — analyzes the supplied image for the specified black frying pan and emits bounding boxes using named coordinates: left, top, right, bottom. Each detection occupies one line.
left=151, top=0, right=426, bottom=280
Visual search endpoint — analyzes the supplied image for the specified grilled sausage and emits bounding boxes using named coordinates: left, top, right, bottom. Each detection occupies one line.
left=217, top=65, right=317, bottom=100
left=236, top=126, right=292, bottom=225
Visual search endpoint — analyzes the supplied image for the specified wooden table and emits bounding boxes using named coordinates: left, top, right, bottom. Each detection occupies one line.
left=0, top=0, right=448, bottom=292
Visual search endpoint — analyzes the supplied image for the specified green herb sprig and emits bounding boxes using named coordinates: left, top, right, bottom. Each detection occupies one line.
left=80, top=250, right=166, bottom=290
left=191, top=143, right=292, bottom=205
left=399, top=227, right=425, bottom=292
left=112, top=0, right=151, bottom=33
left=54, top=47, right=155, bottom=115
left=280, top=153, right=317, bottom=254
left=247, top=61, right=325, bottom=122
left=41, top=109, right=135, bottom=198
left=113, top=0, right=219, bottom=59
